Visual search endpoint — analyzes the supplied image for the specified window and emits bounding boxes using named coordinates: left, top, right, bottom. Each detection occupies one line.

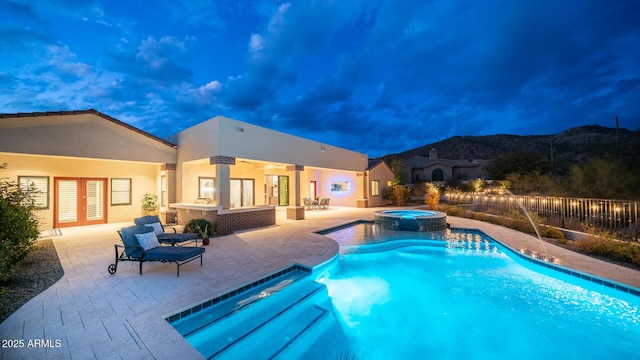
left=160, top=175, right=167, bottom=207
left=432, top=169, right=444, bottom=182
left=199, top=177, right=215, bottom=200
left=371, top=180, right=380, bottom=196
left=111, top=178, right=131, bottom=205
left=18, top=176, right=49, bottom=209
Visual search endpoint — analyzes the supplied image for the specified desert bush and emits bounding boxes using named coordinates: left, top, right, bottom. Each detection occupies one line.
left=632, top=250, right=640, bottom=267
left=424, top=182, right=440, bottom=210
left=383, top=185, right=412, bottom=207
left=575, top=230, right=640, bottom=264
left=0, top=180, right=40, bottom=282
left=184, top=218, right=215, bottom=237
left=440, top=204, right=566, bottom=240
left=539, top=226, right=565, bottom=239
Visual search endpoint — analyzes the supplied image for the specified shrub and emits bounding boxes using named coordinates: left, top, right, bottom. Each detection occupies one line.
left=539, top=226, right=565, bottom=239
left=184, top=218, right=215, bottom=238
left=424, top=182, right=440, bottom=210
left=392, top=185, right=412, bottom=207
left=141, top=193, right=158, bottom=215
left=439, top=204, right=468, bottom=217
left=574, top=232, right=640, bottom=264
left=0, top=180, right=40, bottom=282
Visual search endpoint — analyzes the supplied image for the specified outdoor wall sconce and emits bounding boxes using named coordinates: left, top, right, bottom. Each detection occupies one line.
left=321, top=146, right=327, bottom=152
left=237, top=127, right=244, bottom=133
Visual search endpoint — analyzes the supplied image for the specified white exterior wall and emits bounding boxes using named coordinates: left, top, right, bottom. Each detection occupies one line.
left=173, top=116, right=368, bottom=207
left=316, top=169, right=360, bottom=207
left=0, top=153, right=159, bottom=230
left=175, top=116, right=367, bottom=171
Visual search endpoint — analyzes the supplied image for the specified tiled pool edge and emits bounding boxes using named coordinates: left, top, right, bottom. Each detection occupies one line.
left=456, top=227, right=640, bottom=297
left=315, top=219, right=373, bottom=235
left=164, top=264, right=312, bottom=324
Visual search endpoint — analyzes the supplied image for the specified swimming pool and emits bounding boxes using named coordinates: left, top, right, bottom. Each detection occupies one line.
left=169, top=224, right=640, bottom=359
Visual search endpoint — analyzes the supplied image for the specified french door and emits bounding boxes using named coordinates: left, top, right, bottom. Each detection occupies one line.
left=54, top=177, right=107, bottom=228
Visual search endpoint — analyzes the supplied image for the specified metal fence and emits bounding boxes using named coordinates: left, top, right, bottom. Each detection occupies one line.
left=445, top=193, right=640, bottom=240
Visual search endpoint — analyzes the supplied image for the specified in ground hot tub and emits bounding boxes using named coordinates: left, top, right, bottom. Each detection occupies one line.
left=374, top=209, right=447, bottom=232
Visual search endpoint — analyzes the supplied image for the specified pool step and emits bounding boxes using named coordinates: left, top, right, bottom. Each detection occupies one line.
left=184, top=278, right=332, bottom=359
left=172, top=271, right=309, bottom=336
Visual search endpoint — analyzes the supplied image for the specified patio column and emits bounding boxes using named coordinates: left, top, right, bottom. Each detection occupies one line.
left=210, top=156, right=235, bottom=210
left=161, top=163, right=177, bottom=223
left=286, top=164, right=305, bottom=220
left=357, top=171, right=369, bottom=208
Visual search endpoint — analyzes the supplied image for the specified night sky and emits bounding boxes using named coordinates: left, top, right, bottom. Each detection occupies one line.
left=1, top=1, right=639, bottom=157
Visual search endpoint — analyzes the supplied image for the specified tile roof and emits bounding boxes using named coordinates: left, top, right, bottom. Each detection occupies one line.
left=0, top=109, right=176, bottom=148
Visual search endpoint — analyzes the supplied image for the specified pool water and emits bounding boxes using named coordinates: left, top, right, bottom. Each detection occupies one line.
left=314, top=242, right=640, bottom=359
left=381, top=210, right=436, bottom=217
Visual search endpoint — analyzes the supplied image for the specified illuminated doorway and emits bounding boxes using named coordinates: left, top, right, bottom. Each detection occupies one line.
left=54, top=177, right=107, bottom=228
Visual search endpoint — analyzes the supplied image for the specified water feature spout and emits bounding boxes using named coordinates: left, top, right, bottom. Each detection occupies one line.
left=503, top=189, right=549, bottom=257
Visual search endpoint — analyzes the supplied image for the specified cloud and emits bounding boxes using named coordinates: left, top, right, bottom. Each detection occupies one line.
left=1, top=0, right=638, bottom=156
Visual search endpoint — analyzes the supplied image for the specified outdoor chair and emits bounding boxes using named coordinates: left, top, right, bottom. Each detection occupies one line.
left=303, top=198, right=313, bottom=210
left=134, top=215, right=199, bottom=246
left=320, top=198, right=330, bottom=209
left=108, top=225, right=205, bottom=277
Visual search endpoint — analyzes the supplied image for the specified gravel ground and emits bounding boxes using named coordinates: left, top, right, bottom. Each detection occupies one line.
left=0, top=240, right=64, bottom=323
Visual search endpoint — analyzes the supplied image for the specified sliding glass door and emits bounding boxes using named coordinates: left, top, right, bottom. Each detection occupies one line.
left=230, top=178, right=254, bottom=208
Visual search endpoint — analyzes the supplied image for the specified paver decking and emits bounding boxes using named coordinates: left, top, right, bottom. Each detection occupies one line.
left=1, top=207, right=638, bottom=359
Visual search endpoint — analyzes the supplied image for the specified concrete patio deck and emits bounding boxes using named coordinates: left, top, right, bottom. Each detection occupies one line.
left=1, top=206, right=639, bottom=360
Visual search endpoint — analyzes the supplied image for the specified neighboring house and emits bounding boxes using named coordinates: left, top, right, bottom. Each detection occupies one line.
left=401, top=148, right=492, bottom=183
left=0, top=109, right=389, bottom=231
left=365, top=159, right=394, bottom=207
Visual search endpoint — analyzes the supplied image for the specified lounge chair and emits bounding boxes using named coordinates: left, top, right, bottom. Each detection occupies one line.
left=108, top=225, right=205, bottom=277
left=134, top=215, right=199, bottom=246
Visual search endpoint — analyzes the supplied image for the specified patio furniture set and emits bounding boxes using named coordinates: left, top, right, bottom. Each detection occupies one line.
left=107, top=215, right=205, bottom=277
left=303, top=198, right=330, bottom=210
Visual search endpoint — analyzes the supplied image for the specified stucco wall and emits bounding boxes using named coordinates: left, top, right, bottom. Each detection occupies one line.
left=0, top=113, right=176, bottom=164
left=174, top=116, right=368, bottom=171
left=368, top=164, right=395, bottom=207
left=316, top=169, right=360, bottom=207
left=0, top=153, right=160, bottom=230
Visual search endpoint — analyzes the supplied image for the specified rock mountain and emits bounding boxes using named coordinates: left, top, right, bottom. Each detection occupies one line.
left=384, top=125, right=640, bottom=168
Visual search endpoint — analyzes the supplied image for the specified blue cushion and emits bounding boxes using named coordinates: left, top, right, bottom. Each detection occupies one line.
left=143, top=246, right=205, bottom=261
left=144, top=222, right=164, bottom=235
left=135, top=231, right=160, bottom=250
left=120, top=225, right=154, bottom=258
left=134, top=215, right=162, bottom=226
left=156, top=232, right=199, bottom=243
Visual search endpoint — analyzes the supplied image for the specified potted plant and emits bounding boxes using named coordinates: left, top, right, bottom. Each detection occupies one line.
left=184, top=218, right=214, bottom=245
left=141, top=193, right=159, bottom=215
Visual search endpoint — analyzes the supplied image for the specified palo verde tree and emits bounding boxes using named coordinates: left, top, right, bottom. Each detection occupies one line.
left=0, top=179, right=41, bottom=282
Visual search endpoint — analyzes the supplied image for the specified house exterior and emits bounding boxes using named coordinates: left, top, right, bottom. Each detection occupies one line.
left=364, top=159, right=394, bottom=207
left=0, top=110, right=389, bottom=231
left=401, top=148, right=492, bottom=184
